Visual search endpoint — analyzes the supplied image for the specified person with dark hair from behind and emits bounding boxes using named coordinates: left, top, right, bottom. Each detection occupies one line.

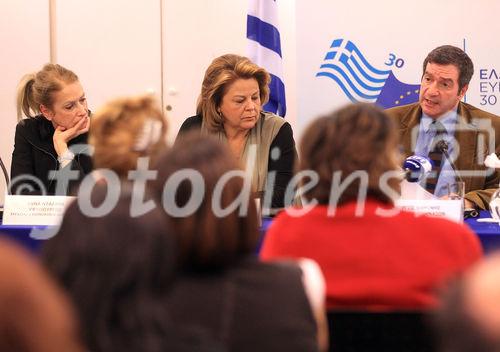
left=11, top=63, right=92, bottom=195
left=41, top=186, right=222, bottom=352
left=151, top=134, right=328, bottom=352
left=177, top=54, right=297, bottom=211
left=436, top=253, right=500, bottom=352
left=386, top=45, right=500, bottom=209
left=0, top=238, right=84, bottom=352
left=261, top=103, right=482, bottom=311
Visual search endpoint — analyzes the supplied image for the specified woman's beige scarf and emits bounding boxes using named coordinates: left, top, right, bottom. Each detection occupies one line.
left=201, top=111, right=285, bottom=195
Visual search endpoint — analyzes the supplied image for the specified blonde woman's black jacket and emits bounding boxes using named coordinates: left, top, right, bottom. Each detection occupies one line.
left=10, top=116, right=92, bottom=195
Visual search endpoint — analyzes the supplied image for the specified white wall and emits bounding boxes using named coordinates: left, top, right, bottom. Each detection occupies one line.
left=162, top=0, right=248, bottom=141
left=56, top=0, right=162, bottom=112
left=0, top=1, right=50, bottom=204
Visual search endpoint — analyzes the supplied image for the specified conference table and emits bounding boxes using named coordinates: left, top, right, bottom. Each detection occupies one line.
left=1, top=211, right=500, bottom=254
left=464, top=211, right=500, bottom=253
left=0, top=223, right=45, bottom=252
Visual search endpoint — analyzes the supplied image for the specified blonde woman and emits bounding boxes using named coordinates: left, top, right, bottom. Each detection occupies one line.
left=11, top=64, right=91, bottom=195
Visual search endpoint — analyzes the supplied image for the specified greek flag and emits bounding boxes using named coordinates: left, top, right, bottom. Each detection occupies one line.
left=247, top=0, right=286, bottom=117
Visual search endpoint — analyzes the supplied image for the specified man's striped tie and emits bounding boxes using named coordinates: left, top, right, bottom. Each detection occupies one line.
left=425, top=121, right=447, bottom=194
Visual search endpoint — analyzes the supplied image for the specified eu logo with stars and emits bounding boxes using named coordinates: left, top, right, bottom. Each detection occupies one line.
left=316, top=39, right=420, bottom=109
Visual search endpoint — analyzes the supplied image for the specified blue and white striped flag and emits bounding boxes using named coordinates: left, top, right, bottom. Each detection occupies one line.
left=246, top=0, right=286, bottom=117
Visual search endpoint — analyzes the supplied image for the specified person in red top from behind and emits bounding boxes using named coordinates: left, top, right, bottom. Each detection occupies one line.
left=260, top=103, right=482, bottom=311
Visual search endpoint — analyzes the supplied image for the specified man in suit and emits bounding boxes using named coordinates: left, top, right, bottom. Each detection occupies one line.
left=386, top=45, right=500, bottom=209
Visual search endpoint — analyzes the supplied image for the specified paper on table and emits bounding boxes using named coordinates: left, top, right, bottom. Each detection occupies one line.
left=399, top=180, right=436, bottom=200
left=477, top=218, right=500, bottom=223
left=484, top=153, right=500, bottom=168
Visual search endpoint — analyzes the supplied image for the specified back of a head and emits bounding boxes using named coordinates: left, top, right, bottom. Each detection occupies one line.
left=90, top=95, right=167, bottom=178
left=153, top=133, right=259, bottom=271
left=299, top=103, right=401, bottom=205
left=42, top=186, right=176, bottom=352
left=437, top=254, right=500, bottom=352
left=0, top=239, right=83, bottom=352
left=16, top=63, right=78, bottom=120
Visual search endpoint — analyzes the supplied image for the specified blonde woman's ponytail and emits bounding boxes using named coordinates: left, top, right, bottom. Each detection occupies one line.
left=16, top=73, right=37, bottom=121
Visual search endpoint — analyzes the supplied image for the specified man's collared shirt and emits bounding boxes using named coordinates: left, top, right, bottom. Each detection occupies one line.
left=414, top=109, right=458, bottom=197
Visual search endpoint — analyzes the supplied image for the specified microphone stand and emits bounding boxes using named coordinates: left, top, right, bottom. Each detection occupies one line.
left=0, top=156, right=9, bottom=195
left=0, top=156, right=8, bottom=221
left=436, top=140, right=465, bottom=184
left=436, top=140, right=474, bottom=218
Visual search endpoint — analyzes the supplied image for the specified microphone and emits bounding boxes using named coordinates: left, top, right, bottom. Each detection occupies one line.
left=403, top=155, right=433, bottom=182
left=0, top=156, right=9, bottom=195
left=435, top=140, right=465, bottom=183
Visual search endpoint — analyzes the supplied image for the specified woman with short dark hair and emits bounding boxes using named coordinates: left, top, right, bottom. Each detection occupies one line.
left=299, top=103, right=401, bottom=205
left=261, top=103, right=482, bottom=310
left=41, top=187, right=218, bottom=352
left=152, top=134, right=326, bottom=351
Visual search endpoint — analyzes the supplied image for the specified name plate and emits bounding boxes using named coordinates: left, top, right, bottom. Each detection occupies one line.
left=395, top=199, right=463, bottom=223
left=2, top=195, right=75, bottom=225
